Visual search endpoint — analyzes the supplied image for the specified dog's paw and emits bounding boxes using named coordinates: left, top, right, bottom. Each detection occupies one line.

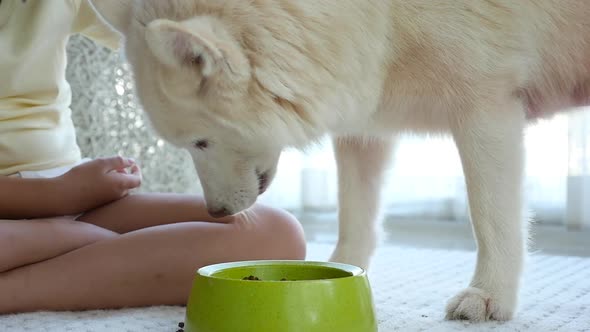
left=445, top=287, right=515, bottom=322
left=329, top=245, right=372, bottom=270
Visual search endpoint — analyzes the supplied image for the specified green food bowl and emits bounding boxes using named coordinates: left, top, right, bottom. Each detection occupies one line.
left=183, top=260, right=377, bottom=332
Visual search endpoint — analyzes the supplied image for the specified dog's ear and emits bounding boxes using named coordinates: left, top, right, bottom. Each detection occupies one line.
left=145, top=18, right=242, bottom=78
left=88, top=0, right=133, bottom=35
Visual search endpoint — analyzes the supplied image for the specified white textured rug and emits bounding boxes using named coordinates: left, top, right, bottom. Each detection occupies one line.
left=1, top=243, right=589, bottom=332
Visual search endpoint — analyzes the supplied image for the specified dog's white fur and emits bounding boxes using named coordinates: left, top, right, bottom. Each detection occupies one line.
left=90, top=0, right=590, bottom=322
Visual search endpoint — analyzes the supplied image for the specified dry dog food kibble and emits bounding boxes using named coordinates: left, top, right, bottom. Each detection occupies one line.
left=242, top=275, right=261, bottom=280
left=241, top=276, right=291, bottom=281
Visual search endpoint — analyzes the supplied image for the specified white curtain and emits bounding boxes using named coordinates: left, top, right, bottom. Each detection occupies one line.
left=67, top=36, right=590, bottom=230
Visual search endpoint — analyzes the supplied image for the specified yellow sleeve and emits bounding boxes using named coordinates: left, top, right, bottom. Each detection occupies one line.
left=72, top=0, right=121, bottom=50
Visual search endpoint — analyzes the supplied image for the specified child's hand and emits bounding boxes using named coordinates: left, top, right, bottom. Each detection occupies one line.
left=55, top=157, right=142, bottom=215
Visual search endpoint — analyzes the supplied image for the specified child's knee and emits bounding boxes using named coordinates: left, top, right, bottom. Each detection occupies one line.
left=250, top=205, right=307, bottom=260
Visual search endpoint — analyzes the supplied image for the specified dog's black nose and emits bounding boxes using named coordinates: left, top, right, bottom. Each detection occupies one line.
left=207, top=207, right=231, bottom=218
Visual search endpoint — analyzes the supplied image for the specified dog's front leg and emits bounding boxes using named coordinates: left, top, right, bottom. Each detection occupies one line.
left=446, top=99, right=528, bottom=321
left=329, top=136, right=393, bottom=270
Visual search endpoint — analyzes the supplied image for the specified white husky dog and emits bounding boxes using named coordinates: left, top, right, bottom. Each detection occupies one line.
left=90, top=0, right=589, bottom=322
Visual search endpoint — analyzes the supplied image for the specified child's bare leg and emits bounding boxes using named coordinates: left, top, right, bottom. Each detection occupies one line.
left=0, top=219, right=117, bottom=273
left=76, top=193, right=240, bottom=233
left=0, top=204, right=305, bottom=313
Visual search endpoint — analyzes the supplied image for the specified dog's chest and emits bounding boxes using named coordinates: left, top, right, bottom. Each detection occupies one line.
left=367, top=85, right=455, bottom=135
left=329, top=96, right=454, bottom=138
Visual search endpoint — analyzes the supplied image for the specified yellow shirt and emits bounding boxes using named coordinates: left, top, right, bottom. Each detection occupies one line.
left=0, top=0, right=119, bottom=175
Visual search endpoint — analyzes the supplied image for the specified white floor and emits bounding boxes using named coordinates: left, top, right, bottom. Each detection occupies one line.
left=1, top=243, right=589, bottom=332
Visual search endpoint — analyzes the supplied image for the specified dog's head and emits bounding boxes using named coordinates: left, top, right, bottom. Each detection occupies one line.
left=90, top=0, right=321, bottom=217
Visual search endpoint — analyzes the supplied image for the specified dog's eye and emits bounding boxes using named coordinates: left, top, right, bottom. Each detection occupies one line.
left=193, top=140, right=209, bottom=150
left=192, top=55, right=203, bottom=67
